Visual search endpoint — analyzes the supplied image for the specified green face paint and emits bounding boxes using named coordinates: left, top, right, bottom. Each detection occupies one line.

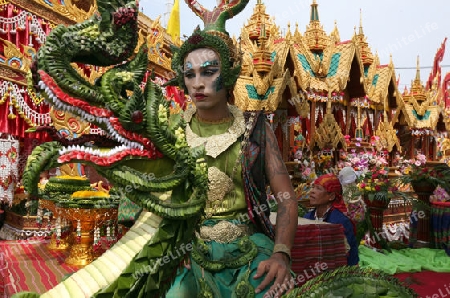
left=213, top=75, right=224, bottom=92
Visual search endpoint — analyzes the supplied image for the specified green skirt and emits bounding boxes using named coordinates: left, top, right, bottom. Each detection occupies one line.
left=166, top=232, right=274, bottom=298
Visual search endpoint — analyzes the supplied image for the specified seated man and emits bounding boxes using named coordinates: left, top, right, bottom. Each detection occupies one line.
left=304, top=173, right=359, bottom=265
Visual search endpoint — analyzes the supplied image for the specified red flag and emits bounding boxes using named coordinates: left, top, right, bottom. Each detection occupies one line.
left=427, top=38, right=447, bottom=90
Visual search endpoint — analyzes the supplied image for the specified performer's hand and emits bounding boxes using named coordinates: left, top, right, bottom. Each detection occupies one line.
left=183, top=258, right=191, bottom=270
left=253, top=253, right=293, bottom=297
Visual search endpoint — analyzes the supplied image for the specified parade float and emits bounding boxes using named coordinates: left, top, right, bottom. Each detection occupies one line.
left=0, top=0, right=185, bottom=240
left=0, top=0, right=449, bottom=297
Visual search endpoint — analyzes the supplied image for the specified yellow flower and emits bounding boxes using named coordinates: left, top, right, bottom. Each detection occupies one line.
left=72, top=190, right=110, bottom=199
left=55, top=175, right=88, bottom=180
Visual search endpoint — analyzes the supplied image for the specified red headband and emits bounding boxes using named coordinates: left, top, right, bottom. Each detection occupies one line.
left=314, top=173, right=346, bottom=213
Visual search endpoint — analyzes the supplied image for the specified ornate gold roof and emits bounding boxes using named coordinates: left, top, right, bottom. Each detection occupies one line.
left=393, top=58, right=441, bottom=130
left=366, top=58, right=398, bottom=106
left=290, top=39, right=364, bottom=96
left=11, top=0, right=96, bottom=24
left=136, top=14, right=176, bottom=79
left=234, top=1, right=295, bottom=112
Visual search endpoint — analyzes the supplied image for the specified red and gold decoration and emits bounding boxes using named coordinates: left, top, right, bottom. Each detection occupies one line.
left=0, top=136, right=19, bottom=205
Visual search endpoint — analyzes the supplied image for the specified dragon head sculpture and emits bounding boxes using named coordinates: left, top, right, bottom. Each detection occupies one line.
left=20, top=1, right=208, bottom=296
left=25, top=0, right=207, bottom=218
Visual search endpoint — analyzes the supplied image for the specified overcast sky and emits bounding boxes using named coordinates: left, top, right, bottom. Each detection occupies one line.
left=141, top=0, right=450, bottom=90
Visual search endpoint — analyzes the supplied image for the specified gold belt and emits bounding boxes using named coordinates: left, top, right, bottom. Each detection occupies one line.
left=197, top=221, right=252, bottom=244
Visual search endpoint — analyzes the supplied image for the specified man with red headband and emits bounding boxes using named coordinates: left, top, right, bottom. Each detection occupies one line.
left=304, top=173, right=359, bottom=265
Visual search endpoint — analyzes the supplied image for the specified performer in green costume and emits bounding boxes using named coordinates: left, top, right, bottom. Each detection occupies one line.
left=165, top=1, right=298, bottom=297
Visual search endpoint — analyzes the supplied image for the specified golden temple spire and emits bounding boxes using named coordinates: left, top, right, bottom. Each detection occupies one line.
left=403, top=55, right=426, bottom=102
left=310, top=0, right=319, bottom=22
left=415, top=55, right=421, bottom=82
left=330, top=20, right=340, bottom=43
left=304, top=0, right=329, bottom=51
left=359, top=8, right=364, bottom=35
left=353, top=9, right=373, bottom=66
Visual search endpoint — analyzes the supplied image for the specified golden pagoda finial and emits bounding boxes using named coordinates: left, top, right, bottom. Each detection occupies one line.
left=293, top=22, right=302, bottom=41
left=354, top=15, right=373, bottom=66
left=359, top=8, right=364, bottom=35
left=304, top=0, right=329, bottom=51
left=403, top=55, right=427, bottom=103
left=330, top=20, right=340, bottom=43
left=310, top=0, right=319, bottom=22
left=415, top=55, right=421, bottom=82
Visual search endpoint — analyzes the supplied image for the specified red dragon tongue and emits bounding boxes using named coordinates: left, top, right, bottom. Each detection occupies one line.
left=57, top=149, right=162, bottom=166
left=109, top=117, right=154, bottom=150
left=38, top=70, right=113, bottom=118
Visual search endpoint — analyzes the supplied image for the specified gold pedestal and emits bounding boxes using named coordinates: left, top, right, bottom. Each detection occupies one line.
left=65, top=231, right=96, bottom=266
left=48, top=232, right=72, bottom=250
left=39, top=199, right=56, bottom=213
left=56, top=206, right=118, bottom=267
left=40, top=199, right=73, bottom=250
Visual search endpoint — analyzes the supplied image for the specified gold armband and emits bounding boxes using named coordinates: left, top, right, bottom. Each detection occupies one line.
left=273, top=244, right=291, bottom=263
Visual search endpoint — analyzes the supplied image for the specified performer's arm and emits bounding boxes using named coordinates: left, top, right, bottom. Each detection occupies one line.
left=254, top=122, right=297, bottom=295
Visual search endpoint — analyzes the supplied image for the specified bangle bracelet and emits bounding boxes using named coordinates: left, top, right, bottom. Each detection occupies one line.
left=273, top=244, right=291, bottom=262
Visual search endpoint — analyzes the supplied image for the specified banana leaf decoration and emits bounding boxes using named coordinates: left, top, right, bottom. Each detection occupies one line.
left=15, top=0, right=208, bottom=296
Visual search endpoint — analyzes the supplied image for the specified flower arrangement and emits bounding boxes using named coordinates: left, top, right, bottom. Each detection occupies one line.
left=396, top=153, right=450, bottom=190
left=339, top=149, right=396, bottom=204
left=312, top=149, right=334, bottom=176
left=431, top=186, right=450, bottom=203
left=291, top=148, right=317, bottom=183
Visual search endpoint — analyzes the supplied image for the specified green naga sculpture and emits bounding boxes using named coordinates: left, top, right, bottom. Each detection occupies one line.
left=17, top=0, right=208, bottom=297
left=185, top=0, right=249, bottom=32
left=14, top=0, right=417, bottom=297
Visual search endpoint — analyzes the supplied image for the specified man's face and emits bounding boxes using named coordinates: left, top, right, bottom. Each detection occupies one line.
left=183, top=48, right=228, bottom=111
left=309, top=184, right=334, bottom=207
